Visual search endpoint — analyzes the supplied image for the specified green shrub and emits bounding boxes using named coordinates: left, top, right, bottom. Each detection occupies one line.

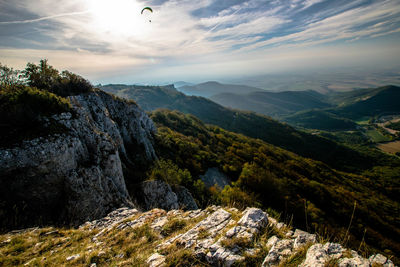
left=148, top=159, right=193, bottom=186
left=0, top=84, right=71, bottom=147
left=24, top=59, right=93, bottom=96
left=219, top=185, right=259, bottom=209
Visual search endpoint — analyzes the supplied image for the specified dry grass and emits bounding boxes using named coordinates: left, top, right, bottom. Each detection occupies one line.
left=161, top=218, right=187, bottom=237
left=221, top=236, right=253, bottom=251
left=0, top=209, right=207, bottom=267
left=278, top=242, right=313, bottom=267
left=377, top=141, right=400, bottom=154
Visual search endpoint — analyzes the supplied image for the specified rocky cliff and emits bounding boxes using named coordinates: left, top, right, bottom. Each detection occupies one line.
left=0, top=90, right=157, bottom=229
left=0, top=206, right=395, bottom=266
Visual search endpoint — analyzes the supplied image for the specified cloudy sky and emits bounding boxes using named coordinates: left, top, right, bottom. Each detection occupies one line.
left=0, top=0, right=399, bottom=84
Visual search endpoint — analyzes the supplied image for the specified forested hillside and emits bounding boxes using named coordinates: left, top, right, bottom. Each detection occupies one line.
left=150, top=110, right=400, bottom=263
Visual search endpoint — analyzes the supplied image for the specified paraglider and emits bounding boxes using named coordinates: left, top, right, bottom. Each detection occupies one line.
left=141, top=7, right=153, bottom=22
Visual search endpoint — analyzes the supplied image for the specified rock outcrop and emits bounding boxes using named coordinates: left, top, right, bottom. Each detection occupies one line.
left=1, top=206, right=395, bottom=266
left=79, top=206, right=395, bottom=267
left=200, top=167, right=231, bottom=188
left=0, top=90, right=157, bottom=229
left=141, top=180, right=198, bottom=211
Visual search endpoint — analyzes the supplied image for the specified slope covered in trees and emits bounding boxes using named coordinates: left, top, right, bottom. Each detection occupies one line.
left=329, top=85, right=400, bottom=119
left=150, top=109, right=400, bottom=263
left=283, top=110, right=358, bottom=131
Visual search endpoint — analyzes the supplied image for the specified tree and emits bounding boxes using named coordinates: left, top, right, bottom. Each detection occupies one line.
left=24, top=59, right=60, bottom=91
left=0, top=63, right=22, bottom=86
left=23, top=59, right=92, bottom=96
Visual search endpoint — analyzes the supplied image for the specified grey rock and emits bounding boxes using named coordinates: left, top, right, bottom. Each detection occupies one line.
left=173, top=185, right=199, bottom=210
left=141, top=180, right=198, bottom=211
left=147, top=253, right=166, bottom=267
left=338, top=251, right=370, bottom=267
left=237, top=207, right=269, bottom=232
left=116, top=208, right=166, bottom=231
left=300, top=242, right=344, bottom=267
left=262, top=239, right=294, bottom=266
left=0, top=90, right=157, bottom=227
left=293, top=229, right=316, bottom=249
left=66, top=254, right=80, bottom=261
left=81, top=207, right=139, bottom=229
left=160, top=208, right=232, bottom=249
left=369, top=254, right=395, bottom=267
left=267, top=236, right=279, bottom=248
left=141, top=180, right=179, bottom=210
left=200, top=167, right=231, bottom=188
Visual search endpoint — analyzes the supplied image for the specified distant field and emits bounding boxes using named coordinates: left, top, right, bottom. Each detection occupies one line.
left=355, top=117, right=370, bottom=125
left=365, top=129, right=391, bottom=142
left=377, top=141, right=400, bottom=154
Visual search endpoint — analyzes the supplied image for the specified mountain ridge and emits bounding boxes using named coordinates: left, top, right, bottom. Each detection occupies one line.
left=100, top=83, right=397, bottom=173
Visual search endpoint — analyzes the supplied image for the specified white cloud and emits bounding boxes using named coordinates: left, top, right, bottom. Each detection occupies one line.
left=0, top=0, right=399, bottom=82
left=239, top=0, right=400, bottom=51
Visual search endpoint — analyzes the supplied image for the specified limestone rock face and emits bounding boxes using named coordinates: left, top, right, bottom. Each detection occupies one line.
left=141, top=180, right=198, bottom=211
left=200, top=167, right=231, bottom=188
left=300, top=242, right=344, bottom=267
left=141, top=180, right=179, bottom=211
left=173, top=185, right=199, bottom=210
left=0, top=90, right=156, bottom=229
left=77, top=206, right=396, bottom=267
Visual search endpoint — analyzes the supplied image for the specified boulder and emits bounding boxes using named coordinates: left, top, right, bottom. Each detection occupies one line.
left=141, top=180, right=179, bottom=210
left=300, top=242, right=343, bottom=267
left=141, top=180, right=198, bottom=211
left=173, top=185, right=198, bottom=210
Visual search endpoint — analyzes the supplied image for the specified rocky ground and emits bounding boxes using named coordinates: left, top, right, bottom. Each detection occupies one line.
left=0, top=206, right=395, bottom=266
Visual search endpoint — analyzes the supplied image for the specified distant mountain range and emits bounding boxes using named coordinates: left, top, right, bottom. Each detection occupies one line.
left=283, top=85, right=400, bottom=130
left=178, top=81, right=265, bottom=97
left=175, top=83, right=399, bottom=131
left=100, top=83, right=393, bottom=172
left=173, top=81, right=194, bottom=88
left=329, top=85, right=400, bottom=119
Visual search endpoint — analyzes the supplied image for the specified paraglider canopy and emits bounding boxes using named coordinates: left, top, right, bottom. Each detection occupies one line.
left=141, top=7, right=153, bottom=14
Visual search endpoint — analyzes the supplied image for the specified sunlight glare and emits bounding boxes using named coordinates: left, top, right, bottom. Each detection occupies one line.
left=87, top=0, right=151, bottom=38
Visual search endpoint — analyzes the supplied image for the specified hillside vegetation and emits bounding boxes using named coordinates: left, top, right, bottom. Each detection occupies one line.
left=0, top=61, right=88, bottom=148
left=387, top=121, right=400, bottom=131
left=284, top=110, right=358, bottom=131
left=330, top=85, right=400, bottom=120
left=150, top=110, right=400, bottom=262
left=101, top=83, right=399, bottom=173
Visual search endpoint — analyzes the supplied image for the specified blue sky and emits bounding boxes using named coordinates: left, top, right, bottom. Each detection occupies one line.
left=0, top=0, right=399, bottom=84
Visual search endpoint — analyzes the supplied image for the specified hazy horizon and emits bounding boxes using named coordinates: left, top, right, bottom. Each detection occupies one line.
left=1, top=0, right=400, bottom=85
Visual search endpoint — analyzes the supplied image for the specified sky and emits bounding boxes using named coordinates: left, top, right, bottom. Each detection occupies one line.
left=0, top=0, right=400, bottom=84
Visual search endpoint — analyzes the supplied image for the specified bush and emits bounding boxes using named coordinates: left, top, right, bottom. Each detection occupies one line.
left=0, top=84, right=71, bottom=147
left=219, top=185, right=259, bottom=209
left=148, top=159, right=193, bottom=186
left=23, top=59, right=92, bottom=96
